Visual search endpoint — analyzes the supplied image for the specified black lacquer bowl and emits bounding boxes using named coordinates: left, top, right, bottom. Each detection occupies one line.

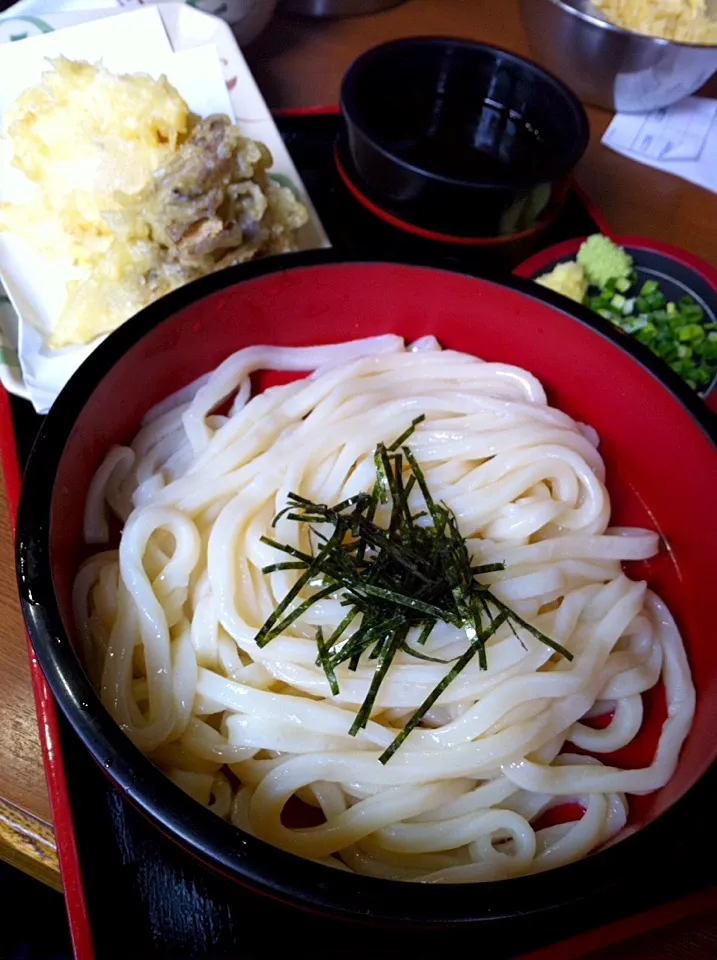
left=340, top=37, right=590, bottom=241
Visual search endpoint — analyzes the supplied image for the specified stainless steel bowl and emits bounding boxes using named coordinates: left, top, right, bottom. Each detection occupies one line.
left=519, top=0, right=717, bottom=112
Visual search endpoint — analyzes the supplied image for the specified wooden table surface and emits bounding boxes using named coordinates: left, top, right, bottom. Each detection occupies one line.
left=0, top=0, right=716, bottom=953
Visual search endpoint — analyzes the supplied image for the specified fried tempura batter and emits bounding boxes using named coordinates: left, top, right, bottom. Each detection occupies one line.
left=50, top=116, right=308, bottom=348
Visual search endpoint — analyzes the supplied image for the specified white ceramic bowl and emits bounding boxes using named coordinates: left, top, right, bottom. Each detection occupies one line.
left=193, top=0, right=278, bottom=44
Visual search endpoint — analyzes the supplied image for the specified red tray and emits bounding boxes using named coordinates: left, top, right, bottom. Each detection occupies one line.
left=2, top=108, right=716, bottom=960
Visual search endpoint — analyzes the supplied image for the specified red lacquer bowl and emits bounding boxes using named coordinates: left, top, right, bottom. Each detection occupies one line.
left=16, top=252, right=717, bottom=927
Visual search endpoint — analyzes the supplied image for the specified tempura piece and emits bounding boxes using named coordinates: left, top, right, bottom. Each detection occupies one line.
left=0, top=57, right=191, bottom=266
left=50, top=116, right=308, bottom=348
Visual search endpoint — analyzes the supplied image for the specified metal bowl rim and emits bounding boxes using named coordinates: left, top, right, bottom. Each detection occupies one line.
left=535, top=0, right=717, bottom=51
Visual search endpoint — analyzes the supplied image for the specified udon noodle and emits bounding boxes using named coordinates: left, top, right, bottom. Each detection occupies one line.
left=75, top=336, right=695, bottom=882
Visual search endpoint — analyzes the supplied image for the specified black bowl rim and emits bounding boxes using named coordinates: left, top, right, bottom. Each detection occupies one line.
left=16, top=249, right=717, bottom=927
left=340, top=36, right=591, bottom=192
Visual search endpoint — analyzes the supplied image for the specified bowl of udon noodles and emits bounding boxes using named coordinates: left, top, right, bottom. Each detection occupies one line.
left=16, top=251, right=717, bottom=926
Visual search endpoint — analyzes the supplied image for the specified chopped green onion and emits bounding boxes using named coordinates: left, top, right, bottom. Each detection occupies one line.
left=678, top=324, right=705, bottom=342
left=580, top=270, right=716, bottom=394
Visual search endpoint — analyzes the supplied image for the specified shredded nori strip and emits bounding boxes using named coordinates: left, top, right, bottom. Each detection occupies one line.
left=255, top=417, right=572, bottom=761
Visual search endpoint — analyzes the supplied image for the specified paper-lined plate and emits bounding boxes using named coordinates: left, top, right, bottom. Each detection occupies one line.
left=0, top=0, right=276, bottom=46
left=0, top=3, right=329, bottom=411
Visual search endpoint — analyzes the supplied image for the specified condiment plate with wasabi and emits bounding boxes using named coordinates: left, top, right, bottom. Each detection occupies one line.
left=515, top=235, right=717, bottom=403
